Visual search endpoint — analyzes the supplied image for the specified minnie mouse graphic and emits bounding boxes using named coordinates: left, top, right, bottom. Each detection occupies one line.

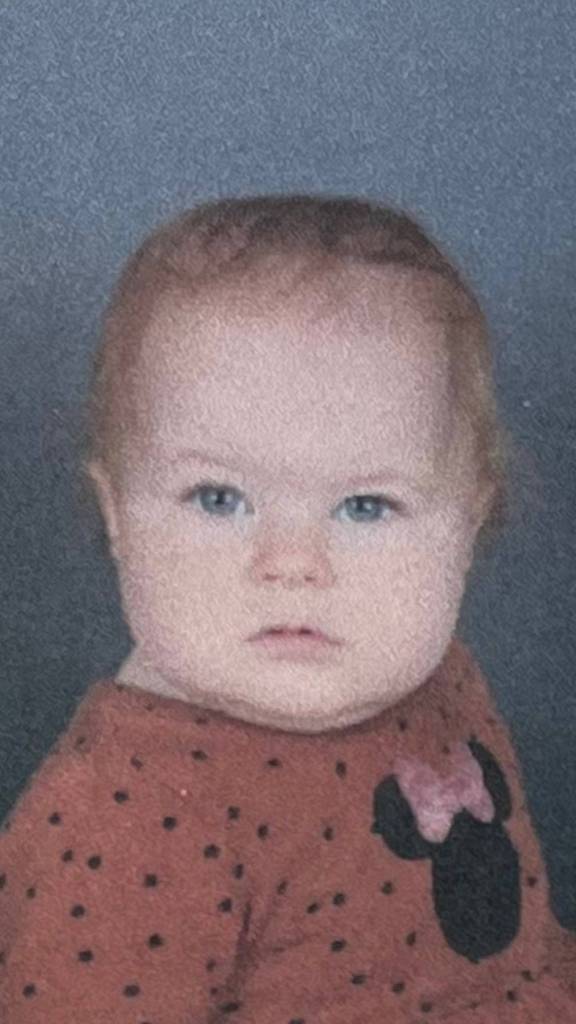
left=372, top=737, right=519, bottom=964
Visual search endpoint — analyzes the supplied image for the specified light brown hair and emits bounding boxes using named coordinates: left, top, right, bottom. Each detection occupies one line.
left=81, top=193, right=533, bottom=559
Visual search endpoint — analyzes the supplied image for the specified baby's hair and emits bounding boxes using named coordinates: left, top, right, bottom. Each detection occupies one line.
left=80, top=193, right=536, bottom=560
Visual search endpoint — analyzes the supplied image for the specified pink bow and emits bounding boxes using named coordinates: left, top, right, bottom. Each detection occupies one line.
left=393, top=742, right=495, bottom=843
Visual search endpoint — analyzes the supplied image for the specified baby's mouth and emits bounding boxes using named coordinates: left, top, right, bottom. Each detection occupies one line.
left=249, top=625, right=340, bottom=644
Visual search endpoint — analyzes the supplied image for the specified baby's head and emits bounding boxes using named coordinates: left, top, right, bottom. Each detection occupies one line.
left=82, top=195, right=514, bottom=733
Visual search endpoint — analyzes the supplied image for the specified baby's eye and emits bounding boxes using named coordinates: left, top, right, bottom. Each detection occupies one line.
left=184, top=483, right=242, bottom=517
left=181, top=483, right=401, bottom=523
left=340, top=494, right=399, bottom=523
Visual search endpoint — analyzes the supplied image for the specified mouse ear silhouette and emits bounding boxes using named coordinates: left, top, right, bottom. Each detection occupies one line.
left=371, top=775, right=434, bottom=859
left=467, top=738, right=512, bottom=821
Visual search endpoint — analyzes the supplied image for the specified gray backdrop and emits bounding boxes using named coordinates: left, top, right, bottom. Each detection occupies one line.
left=1, top=0, right=576, bottom=928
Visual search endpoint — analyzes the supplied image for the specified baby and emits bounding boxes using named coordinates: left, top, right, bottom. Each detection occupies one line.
left=1, top=194, right=576, bottom=1022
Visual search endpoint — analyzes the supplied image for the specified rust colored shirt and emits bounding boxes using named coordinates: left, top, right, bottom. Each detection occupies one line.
left=1, top=635, right=576, bottom=1023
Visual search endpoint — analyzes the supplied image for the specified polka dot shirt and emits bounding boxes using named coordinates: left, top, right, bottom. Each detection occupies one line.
left=1, top=636, right=576, bottom=1022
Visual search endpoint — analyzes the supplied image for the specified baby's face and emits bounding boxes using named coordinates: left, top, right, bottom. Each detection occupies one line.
left=90, top=264, right=491, bottom=732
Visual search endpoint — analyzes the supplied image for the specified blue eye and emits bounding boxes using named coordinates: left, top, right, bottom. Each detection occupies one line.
left=341, top=494, right=398, bottom=522
left=181, top=483, right=400, bottom=523
left=186, top=484, right=242, bottom=517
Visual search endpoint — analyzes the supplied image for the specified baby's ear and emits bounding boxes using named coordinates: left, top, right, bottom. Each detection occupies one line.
left=86, top=460, right=121, bottom=561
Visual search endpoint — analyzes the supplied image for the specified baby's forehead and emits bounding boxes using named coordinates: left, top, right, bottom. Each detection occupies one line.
left=127, top=282, right=459, bottom=460
left=146, top=261, right=460, bottom=347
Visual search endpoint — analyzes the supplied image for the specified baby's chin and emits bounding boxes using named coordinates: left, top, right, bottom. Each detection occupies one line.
left=224, top=705, right=383, bottom=734
left=140, top=653, right=422, bottom=732
left=190, top=686, right=401, bottom=734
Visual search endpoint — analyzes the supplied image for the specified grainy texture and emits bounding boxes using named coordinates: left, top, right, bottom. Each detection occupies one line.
left=2, top=0, right=576, bottom=927
left=1, top=635, right=575, bottom=1022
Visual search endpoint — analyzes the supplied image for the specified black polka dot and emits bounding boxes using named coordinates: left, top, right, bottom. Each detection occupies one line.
left=442, top=744, right=451, bottom=755
left=0, top=874, right=5, bottom=890
left=123, top=983, right=140, bottom=997
left=527, top=876, right=538, bottom=887
left=521, top=969, right=535, bottom=982
left=74, top=736, right=86, bottom=748
left=13, top=677, right=519, bottom=1018
left=25, top=887, right=36, bottom=899
left=219, top=1000, right=242, bottom=1013
left=277, top=880, right=288, bottom=894
left=130, top=755, right=143, bottom=769
left=22, top=984, right=36, bottom=997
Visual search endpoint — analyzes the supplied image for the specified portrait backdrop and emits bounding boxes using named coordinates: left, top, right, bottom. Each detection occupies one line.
left=0, top=0, right=575, bottom=927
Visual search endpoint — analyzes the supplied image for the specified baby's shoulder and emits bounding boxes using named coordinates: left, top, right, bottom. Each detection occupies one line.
left=0, top=681, right=116, bottom=841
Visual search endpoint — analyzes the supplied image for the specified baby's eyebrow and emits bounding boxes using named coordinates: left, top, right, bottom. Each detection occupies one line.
left=171, top=447, right=431, bottom=492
